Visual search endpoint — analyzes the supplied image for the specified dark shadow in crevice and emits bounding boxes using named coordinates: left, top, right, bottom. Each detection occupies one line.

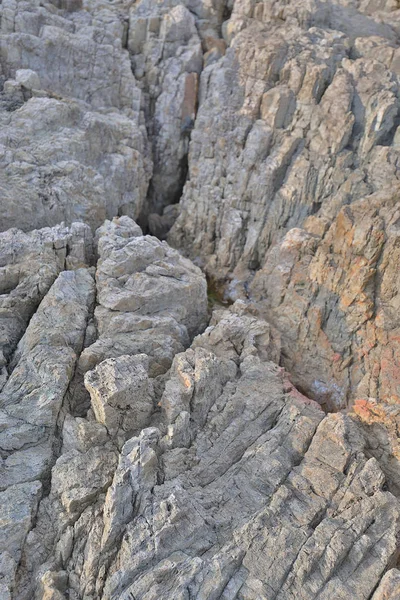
left=140, top=129, right=191, bottom=240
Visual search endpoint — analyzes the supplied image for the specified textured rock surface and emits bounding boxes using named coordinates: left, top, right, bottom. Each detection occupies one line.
left=0, top=222, right=93, bottom=391
left=79, top=216, right=208, bottom=382
left=2, top=0, right=400, bottom=599
left=84, top=354, right=155, bottom=447
left=0, top=216, right=207, bottom=598
left=129, top=2, right=202, bottom=214
left=0, top=0, right=151, bottom=232
left=0, top=260, right=95, bottom=595
left=4, top=301, right=400, bottom=600
left=169, top=0, right=400, bottom=414
left=0, top=97, right=151, bottom=231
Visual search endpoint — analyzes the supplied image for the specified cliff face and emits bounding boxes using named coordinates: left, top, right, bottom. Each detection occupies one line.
left=2, top=1, right=400, bottom=599
left=169, top=0, right=400, bottom=413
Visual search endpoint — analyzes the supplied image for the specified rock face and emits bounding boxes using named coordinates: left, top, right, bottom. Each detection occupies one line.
left=129, top=3, right=202, bottom=214
left=0, top=0, right=151, bottom=232
left=0, top=260, right=95, bottom=597
left=0, top=97, right=150, bottom=232
left=168, top=0, right=400, bottom=414
left=79, top=216, right=208, bottom=380
left=0, top=218, right=207, bottom=599
left=0, top=222, right=93, bottom=390
left=2, top=0, right=400, bottom=599
left=3, top=297, right=400, bottom=599
left=84, top=354, right=155, bottom=448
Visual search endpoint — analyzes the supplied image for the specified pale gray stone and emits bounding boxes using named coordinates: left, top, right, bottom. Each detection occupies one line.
left=84, top=354, right=155, bottom=447
left=1, top=1, right=400, bottom=600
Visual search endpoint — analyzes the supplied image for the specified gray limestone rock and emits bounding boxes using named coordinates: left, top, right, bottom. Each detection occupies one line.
left=80, top=216, right=208, bottom=378
left=167, top=0, right=400, bottom=416
left=0, top=221, right=93, bottom=384
left=2, top=1, right=400, bottom=599
left=0, top=97, right=151, bottom=232
left=84, top=354, right=155, bottom=447
left=0, top=0, right=151, bottom=232
left=129, top=3, right=202, bottom=213
left=0, top=263, right=95, bottom=596
left=8, top=303, right=400, bottom=600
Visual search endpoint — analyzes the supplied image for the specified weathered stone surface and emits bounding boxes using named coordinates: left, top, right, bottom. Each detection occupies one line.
left=0, top=0, right=151, bottom=232
left=0, top=481, right=42, bottom=598
left=0, top=268, right=95, bottom=484
left=2, top=1, right=400, bottom=599
left=372, top=569, right=400, bottom=600
left=12, top=303, right=400, bottom=600
left=0, top=0, right=136, bottom=110
left=0, top=222, right=93, bottom=383
left=168, top=0, right=400, bottom=415
left=80, top=216, right=208, bottom=377
left=250, top=187, right=400, bottom=411
left=84, top=354, right=155, bottom=447
left=0, top=262, right=95, bottom=596
left=0, top=96, right=151, bottom=232
left=129, top=3, right=202, bottom=213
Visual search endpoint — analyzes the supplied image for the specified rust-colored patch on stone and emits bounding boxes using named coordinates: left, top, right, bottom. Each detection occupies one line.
left=353, top=398, right=387, bottom=424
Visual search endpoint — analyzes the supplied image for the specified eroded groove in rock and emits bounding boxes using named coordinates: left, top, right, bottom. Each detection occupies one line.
left=129, top=3, right=202, bottom=217
left=128, top=0, right=228, bottom=236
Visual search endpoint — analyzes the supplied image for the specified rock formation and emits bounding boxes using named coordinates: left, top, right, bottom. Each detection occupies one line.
left=1, top=0, right=400, bottom=599
left=168, top=0, right=400, bottom=417
left=0, top=217, right=208, bottom=598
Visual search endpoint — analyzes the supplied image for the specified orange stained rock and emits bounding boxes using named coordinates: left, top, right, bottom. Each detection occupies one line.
left=353, top=398, right=400, bottom=461
left=380, top=348, right=400, bottom=398
left=353, top=399, right=388, bottom=427
left=180, top=372, right=193, bottom=389
left=181, top=73, right=198, bottom=123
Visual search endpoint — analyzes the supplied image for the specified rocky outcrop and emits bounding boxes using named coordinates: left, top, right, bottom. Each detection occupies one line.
left=0, top=222, right=93, bottom=390
left=2, top=0, right=400, bottom=599
left=0, top=0, right=151, bottom=232
left=79, top=216, right=207, bottom=378
left=0, top=262, right=95, bottom=596
left=84, top=354, right=155, bottom=448
left=128, top=0, right=228, bottom=215
left=0, top=96, right=150, bottom=232
left=168, top=0, right=400, bottom=413
left=4, top=296, right=400, bottom=599
left=3, top=217, right=398, bottom=600
left=0, top=0, right=222, bottom=232
left=0, top=217, right=208, bottom=598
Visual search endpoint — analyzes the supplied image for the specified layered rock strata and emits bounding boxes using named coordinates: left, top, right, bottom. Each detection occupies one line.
left=167, top=0, right=400, bottom=416
left=3, top=291, right=400, bottom=599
